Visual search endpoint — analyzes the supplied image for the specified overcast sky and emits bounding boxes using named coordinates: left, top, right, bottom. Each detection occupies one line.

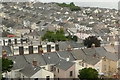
left=1, top=0, right=119, bottom=9
left=38, top=0, right=119, bottom=2
left=38, top=0, right=120, bottom=9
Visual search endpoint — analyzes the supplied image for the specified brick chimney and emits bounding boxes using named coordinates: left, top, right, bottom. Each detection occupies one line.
left=40, top=48, right=43, bottom=53
left=32, top=58, right=37, bottom=66
left=2, top=50, right=7, bottom=59
left=67, top=45, right=72, bottom=51
left=93, top=53, right=96, bottom=58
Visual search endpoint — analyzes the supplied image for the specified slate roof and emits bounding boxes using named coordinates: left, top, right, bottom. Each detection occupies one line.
left=84, top=55, right=101, bottom=65
left=71, top=49, right=100, bottom=65
left=24, top=54, right=46, bottom=66
left=57, top=51, right=75, bottom=61
left=55, top=59, right=75, bottom=71
left=83, top=47, right=118, bottom=61
left=66, top=41, right=85, bottom=48
left=101, top=28, right=110, bottom=33
left=70, top=49, right=86, bottom=60
left=95, top=47, right=118, bottom=61
left=8, top=55, right=28, bottom=70
left=20, top=63, right=41, bottom=77
left=104, top=45, right=116, bottom=53
left=33, top=2, right=44, bottom=8
left=82, top=48, right=97, bottom=56
left=27, top=30, right=40, bottom=36
left=58, top=42, right=68, bottom=51
left=42, top=52, right=60, bottom=64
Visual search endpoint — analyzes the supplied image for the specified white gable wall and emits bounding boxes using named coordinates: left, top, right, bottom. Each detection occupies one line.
left=31, top=69, right=54, bottom=78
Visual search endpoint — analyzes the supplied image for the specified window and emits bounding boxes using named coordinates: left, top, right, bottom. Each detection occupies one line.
left=50, top=66, right=54, bottom=71
left=104, top=65, right=106, bottom=71
left=46, top=76, right=50, bottom=80
left=54, top=67, right=56, bottom=71
left=8, top=39, right=11, bottom=43
left=82, top=62, right=84, bottom=67
left=34, top=78, right=38, bottom=80
left=42, top=67, right=45, bottom=69
left=58, top=69, right=59, bottom=73
left=85, top=64, right=87, bottom=67
left=70, top=71, right=73, bottom=77
left=51, top=46, right=54, bottom=49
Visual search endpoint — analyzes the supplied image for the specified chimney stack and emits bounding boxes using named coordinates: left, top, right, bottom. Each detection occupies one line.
left=67, top=45, right=72, bottom=51
left=102, top=56, right=106, bottom=61
left=93, top=53, right=96, bottom=58
left=2, top=50, right=7, bottom=59
left=32, top=58, right=37, bottom=66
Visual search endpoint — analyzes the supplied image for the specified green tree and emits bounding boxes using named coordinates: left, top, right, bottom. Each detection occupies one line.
left=83, top=36, right=101, bottom=48
left=2, top=58, right=13, bottom=73
left=42, top=30, right=67, bottom=42
left=79, top=68, right=99, bottom=79
left=57, top=2, right=81, bottom=11
left=70, top=2, right=75, bottom=6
